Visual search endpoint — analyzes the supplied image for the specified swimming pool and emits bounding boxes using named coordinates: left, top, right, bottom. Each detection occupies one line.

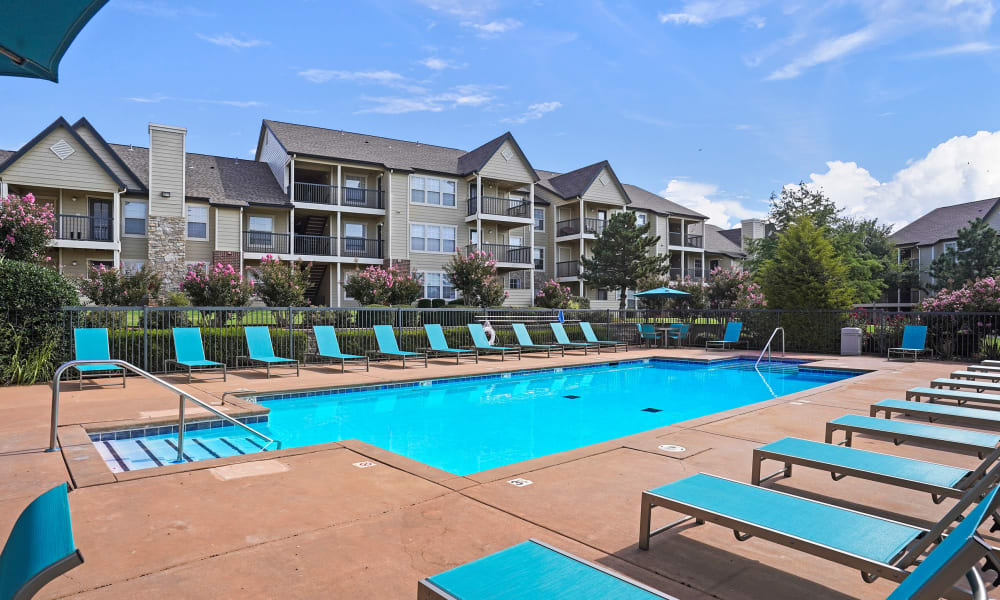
left=91, top=358, right=859, bottom=475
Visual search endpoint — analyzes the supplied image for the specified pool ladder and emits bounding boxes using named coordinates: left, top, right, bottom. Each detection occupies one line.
left=755, top=327, right=785, bottom=370
left=49, top=359, right=279, bottom=463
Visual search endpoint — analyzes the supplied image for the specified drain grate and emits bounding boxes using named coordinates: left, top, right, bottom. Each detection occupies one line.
left=564, top=394, right=581, bottom=399
left=641, top=408, right=663, bottom=413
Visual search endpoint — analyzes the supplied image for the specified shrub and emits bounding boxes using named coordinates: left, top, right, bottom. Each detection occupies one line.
left=78, top=263, right=163, bottom=306
left=759, top=216, right=853, bottom=310
left=444, top=250, right=508, bottom=308
left=0, top=193, right=55, bottom=263
left=164, top=291, right=190, bottom=307
left=669, top=277, right=707, bottom=309
left=1, top=325, right=57, bottom=385
left=253, top=255, right=310, bottom=307
left=181, top=262, right=254, bottom=307
left=567, top=296, right=590, bottom=309
left=431, top=298, right=446, bottom=308
left=535, top=279, right=572, bottom=309
left=416, top=298, right=432, bottom=308
left=920, top=276, right=1000, bottom=312
left=344, top=265, right=424, bottom=306
left=706, top=267, right=766, bottom=309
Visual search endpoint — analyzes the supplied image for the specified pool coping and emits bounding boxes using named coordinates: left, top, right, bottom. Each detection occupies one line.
left=62, top=353, right=872, bottom=488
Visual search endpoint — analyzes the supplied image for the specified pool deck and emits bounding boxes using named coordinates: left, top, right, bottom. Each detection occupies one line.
left=0, top=348, right=992, bottom=599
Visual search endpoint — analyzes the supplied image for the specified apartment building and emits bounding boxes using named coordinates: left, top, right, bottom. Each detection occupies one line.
left=0, top=116, right=735, bottom=308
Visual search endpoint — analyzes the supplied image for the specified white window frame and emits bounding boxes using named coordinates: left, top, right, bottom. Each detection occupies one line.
left=248, top=215, right=274, bottom=232
left=122, top=200, right=147, bottom=237
left=121, top=259, right=145, bottom=274
left=533, top=247, right=545, bottom=271
left=534, top=207, right=545, bottom=232
left=186, top=205, right=209, bottom=240
left=409, top=174, right=457, bottom=208
left=410, top=222, right=457, bottom=254
left=636, top=212, right=647, bottom=226
left=943, top=241, right=958, bottom=252
left=419, top=271, right=456, bottom=300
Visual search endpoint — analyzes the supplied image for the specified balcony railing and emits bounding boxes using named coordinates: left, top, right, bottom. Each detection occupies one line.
left=584, top=218, right=606, bottom=236
left=293, top=182, right=384, bottom=209
left=243, top=231, right=291, bottom=254
left=669, top=267, right=682, bottom=280
left=55, top=214, right=113, bottom=242
left=293, top=234, right=337, bottom=256
left=556, top=260, right=581, bottom=278
left=555, top=218, right=607, bottom=237
left=340, top=237, right=383, bottom=259
left=465, top=243, right=531, bottom=265
left=244, top=232, right=383, bottom=259
left=466, top=195, right=530, bottom=219
left=668, top=232, right=704, bottom=248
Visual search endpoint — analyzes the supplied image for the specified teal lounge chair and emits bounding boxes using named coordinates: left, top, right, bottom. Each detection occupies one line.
left=418, top=538, right=678, bottom=600
left=311, top=326, right=368, bottom=372
left=933, top=377, right=1000, bottom=394
left=664, top=323, right=690, bottom=348
left=370, top=325, right=427, bottom=368
left=753, top=436, right=1000, bottom=505
left=637, top=323, right=663, bottom=348
left=906, top=386, right=1000, bottom=407
left=873, top=399, right=1000, bottom=430
left=705, top=322, right=747, bottom=351
left=238, top=326, right=299, bottom=378
left=967, top=364, right=1000, bottom=373
left=888, top=325, right=931, bottom=361
left=580, top=322, right=627, bottom=352
left=511, top=323, right=564, bottom=358
left=550, top=322, right=598, bottom=355
left=825, top=414, right=1000, bottom=458
left=639, top=464, right=1000, bottom=588
left=166, top=327, right=226, bottom=383
left=71, top=328, right=125, bottom=390
left=466, top=324, right=520, bottom=360
left=420, top=324, right=477, bottom=364
left=0, top=483, right=83, bottom=600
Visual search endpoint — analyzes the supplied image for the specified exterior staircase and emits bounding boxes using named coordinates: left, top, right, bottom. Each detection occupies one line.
left=305, top=263, right=327, bottom=305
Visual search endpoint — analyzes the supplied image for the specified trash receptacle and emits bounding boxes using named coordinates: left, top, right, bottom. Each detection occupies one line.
left=841, top=327, right=862, bottom=356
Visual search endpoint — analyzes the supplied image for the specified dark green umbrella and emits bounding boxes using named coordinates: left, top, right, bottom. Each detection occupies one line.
left=0, top=0, right=108, bottom=82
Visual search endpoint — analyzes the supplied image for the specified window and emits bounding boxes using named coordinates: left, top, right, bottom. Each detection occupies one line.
left=344, top=223, right=366, bottom=253
left=470, top=229, right=478, bottom=245
left=121, top=259, right=145, bottom=274
left=411, top=224, right=456, bottom=253
left=88, top=259, right=113, bottom=270
left=636, top=212, right=647, bottom=226
left=343, top=175, right=366, bottom=205
left=123, top=201, right=146, bottom=236
left=597, top=210, right=607, bottom=221
left=421, top=272, right=456, bottom=299
left=710, top=259, right=720, bottom=271
left=509, top=235, right=523, bottom=247
left=410, top=175, right=457, bottom=207
left=534, top=208, right=545, bottom=231
left=534, top=247, right=544, bottom=271
left=248, top=216, right=273, bottom=231
left=944, top=241, right=958, bottom=253
left=187, top=205, right=208, bottom=239
left=509, top=273, right=523, bottom=289
left=597, top=289, right=609, bottom=301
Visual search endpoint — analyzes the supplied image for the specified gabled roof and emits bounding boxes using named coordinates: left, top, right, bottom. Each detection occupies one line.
left=891, top=197, right=1000, bottom=247
left=622, top=184, right=707, bottom=219
left=456, top=131, right=539, bottom=181
left=541, top=160, right=630, bottom=202
left=718, top=227, right=743, bottom=247
left=0, top=116, right=128, bottom=190
left=72, top=117, right=147, bottom=192
left=704, top=224, right=746, bottom=258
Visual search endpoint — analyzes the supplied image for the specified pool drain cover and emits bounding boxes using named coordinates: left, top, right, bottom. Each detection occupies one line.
left=508, top=478, right=533, bottom=487
left=353, top=461, right=378, bottom=468
left=658, top=444, right=687, bottom=453
left=564, top=394, right=581, bottom=399
left=642, top=408, right=663, bottom=413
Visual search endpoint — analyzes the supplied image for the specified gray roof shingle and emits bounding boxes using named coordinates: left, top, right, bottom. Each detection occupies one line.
left=718, top=227, right=743, bottom=247
left=704, top=224, right=746, bottom=257
left=891, top=197, right=1000, bottom=246
left=622, top=184, right=707, bottom=219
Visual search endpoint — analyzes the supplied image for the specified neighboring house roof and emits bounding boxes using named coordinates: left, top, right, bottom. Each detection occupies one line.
left=622, top=184, right=707, bottom=219
left=891, top=197, right=1000, bottom=247
left=704, top=224, right=746, bottom=258
left=108, top=144, right=289, bottom=207
left=0, top=150, right=12, bottom=164
left=718, top=227, right=743, bottom=247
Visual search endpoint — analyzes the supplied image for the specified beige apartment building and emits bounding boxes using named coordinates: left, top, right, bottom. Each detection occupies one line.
left=0, top=116, right=743, bottom=308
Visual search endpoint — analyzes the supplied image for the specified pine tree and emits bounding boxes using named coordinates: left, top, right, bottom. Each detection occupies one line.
left=928, top=218, right=1000, bottom=291
left=759, top=216, right=853, bottom=309
left=580, top=211, right=668, bottom=309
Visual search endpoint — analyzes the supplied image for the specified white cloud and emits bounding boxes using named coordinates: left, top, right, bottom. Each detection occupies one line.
left=416, top=0, right=495, bottom=18
left=660, top=1, right=757, bottom=25
left=746, top=15, right=766, bottom=28
left=197, top=33, right=268, bottom=49
left=124, top=95, right=263, bottom=107
left=907, top=41, right=999, bottom=58
left=800, top=130, right=1000, bottom=230
left=502, top=101, right=562, bottom=124
left=463, top=18, right=522, bottom=37
left=766, top=25, right=879, bottom=80
left=660, top=180, right=764, bottom=228
left=419, top=57, right=463, bottom=70
left=297, top=69, right=405, bottom=84
left=357, top=84, right=497, bottom=114
left=117, top=1, right=212, bottom=18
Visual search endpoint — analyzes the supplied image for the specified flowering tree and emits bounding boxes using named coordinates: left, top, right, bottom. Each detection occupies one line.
left=706, top=267, right=766, bottom=309
left=920, top=277, right=1000, bottom=312
left=180, top=262, right=254, bottom=306
left=444, top=250, right=507, bottom=307
left=252, top=255, right=311, bottom=307
left=78, top=263, right=163, bottom=305
left=535, top=279, right=572, bottom=309
left=0, top=193, right=55, bottom=263
left=343, top=265, right=423, bottom=306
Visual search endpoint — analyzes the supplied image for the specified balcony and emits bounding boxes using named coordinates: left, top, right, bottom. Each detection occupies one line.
left=466, top=195, right=531, bottom=219
left=293, top=182, right=384, bottom=209
left=243, top=232, right=383, bottom=259
left=465, top=243, right=531, bottom=266
left=557, top=260, right=581, bottom=278
left=55, top=214, right=113, bottom=242
left=555, top=218, right=607, bottom=238
left=668, top=232, right=704, bottom=248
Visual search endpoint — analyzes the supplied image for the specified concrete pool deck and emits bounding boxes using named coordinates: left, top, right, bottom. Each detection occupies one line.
left=0, top=348, right=992, bottom=599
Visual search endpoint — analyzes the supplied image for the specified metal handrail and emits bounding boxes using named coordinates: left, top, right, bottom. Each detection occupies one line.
left=49, top=359, right=279, bottom=463
left=755, top=327, right=785, bottom=369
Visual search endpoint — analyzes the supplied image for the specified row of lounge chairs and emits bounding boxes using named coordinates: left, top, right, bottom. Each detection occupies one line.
left=418, top=358, right=1000, bottom=599
left=70, top=321, right=630, bottom=384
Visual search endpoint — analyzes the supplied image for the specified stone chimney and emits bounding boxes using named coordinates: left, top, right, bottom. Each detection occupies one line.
left=146, top=123, right=188, bottom=292
left=740, top=218, right=765, bottom=250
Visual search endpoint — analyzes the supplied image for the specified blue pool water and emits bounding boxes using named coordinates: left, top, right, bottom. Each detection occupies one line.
left=92, top=358, right=858, bottom=475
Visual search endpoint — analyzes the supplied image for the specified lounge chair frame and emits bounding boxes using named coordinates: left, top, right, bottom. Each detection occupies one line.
left=579, top=322, right=627, bottom=352
left=368, top=325, right=428, bottom=368
left=872, top=399, right=1000, bottom=430
left=72, top=328, right=126, bottom=390
left=465, top=324, right=521, bottom=361
left=511, top=323, right=564, bottom=358
left=825, top=417, right=997, bottom=459
left=550, top=322, right=599, bottom=355
left=308, top=326, right=369, bottom=373
left=420, top=324, right=478, bottom=365
left=705, top=322, right=749, bottom=352
left=906, top=387, right=1000, bottom=407
left=934, top=377, right=1000, bottom=394
left=888, top=325, right=932, bottom=361
left=165, top=328, right=227, bottom=383
left=236, top=327, right=300, bottom=379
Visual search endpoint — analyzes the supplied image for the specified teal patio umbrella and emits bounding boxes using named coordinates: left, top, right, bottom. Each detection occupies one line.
left=635, top=287, right=691, bottom=298
left=0, top=0, right=108, bottom=82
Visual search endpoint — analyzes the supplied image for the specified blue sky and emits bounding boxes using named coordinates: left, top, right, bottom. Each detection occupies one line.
left=3, top=0, right=1000, bottom=228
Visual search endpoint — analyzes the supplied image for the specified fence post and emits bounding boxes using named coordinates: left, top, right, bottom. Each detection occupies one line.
left=288, top=307, right=294, bottom=359
left=143, top=306, right=149, bottom=371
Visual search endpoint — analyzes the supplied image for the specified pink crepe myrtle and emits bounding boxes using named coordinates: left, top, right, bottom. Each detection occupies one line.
left=0, top=193, right=56, bottom=262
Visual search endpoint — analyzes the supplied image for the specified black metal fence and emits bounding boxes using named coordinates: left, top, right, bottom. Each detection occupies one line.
left=6, top=307, right=1000, bottom=378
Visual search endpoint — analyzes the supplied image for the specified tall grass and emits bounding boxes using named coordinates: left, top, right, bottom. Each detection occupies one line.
left=1, top=326, right=57, bottom=386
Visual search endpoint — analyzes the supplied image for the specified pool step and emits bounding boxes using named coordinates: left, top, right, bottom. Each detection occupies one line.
left=94, top=434, right=269, bottom=473
left=714, top=362, right=799, bottom=374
